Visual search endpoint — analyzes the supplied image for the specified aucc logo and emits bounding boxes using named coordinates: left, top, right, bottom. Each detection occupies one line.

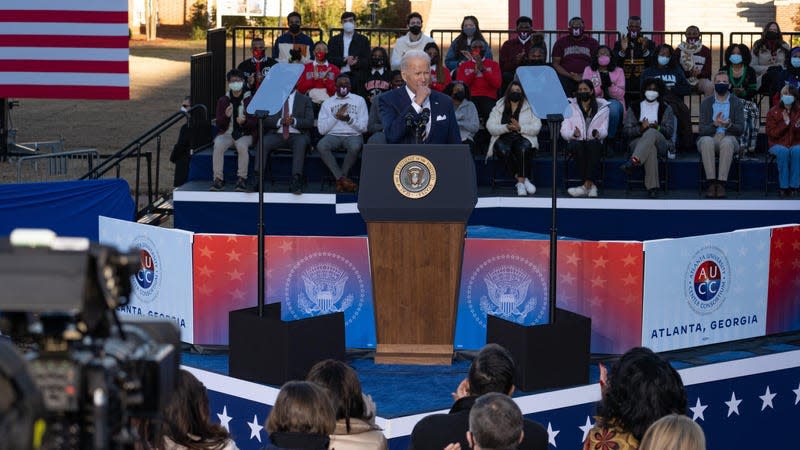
left=131, top=236, right=161, bottom=302
left=685, top=246, right=730, bottom=314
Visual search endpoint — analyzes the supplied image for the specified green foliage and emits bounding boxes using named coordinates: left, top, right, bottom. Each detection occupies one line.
left=189, top=0, right=211, bottom=40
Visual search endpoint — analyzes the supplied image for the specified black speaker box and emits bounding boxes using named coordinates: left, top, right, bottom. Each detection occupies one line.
left=229, top=303, right=345, bottom=385
left=486, top=308, right=591, bottom=392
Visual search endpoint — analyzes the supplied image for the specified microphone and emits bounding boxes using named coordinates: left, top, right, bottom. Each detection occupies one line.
left=405, top=111, right=417, bottom=129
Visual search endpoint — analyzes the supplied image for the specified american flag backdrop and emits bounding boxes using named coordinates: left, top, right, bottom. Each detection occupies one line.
left=509, top=0, right=665, bottom=33
left=0, top=0, right=130, bottom=100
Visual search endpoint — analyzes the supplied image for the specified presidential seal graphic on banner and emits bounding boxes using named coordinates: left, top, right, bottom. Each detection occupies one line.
left=465, top=255, right=548, bottom=327
left=131, top=235, right=161, bottom=302
left=284, top=252, right=366, bottom=325
left=393, top=155, right=437, bottom=199
left=685, top=246, right=730, bottom=314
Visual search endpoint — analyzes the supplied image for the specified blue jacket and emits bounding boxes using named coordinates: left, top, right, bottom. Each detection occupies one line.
left=378, top=88, right=461, bottom=145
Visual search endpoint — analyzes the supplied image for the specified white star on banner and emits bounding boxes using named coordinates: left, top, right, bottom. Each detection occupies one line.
left=579, top=416, right=594, bottom=442
left=248, top=414, right=264, bottom=442
left=793, top=383, right=800, bottom=405
left=759, top=386, right=777, bottom=411
left=725, top=392, right=742, bottom=417
left=690, top=397, right=708, bottom=421
left=217, top=406, right=232, bottom=431
left=547, top=422, right=560, bottom=447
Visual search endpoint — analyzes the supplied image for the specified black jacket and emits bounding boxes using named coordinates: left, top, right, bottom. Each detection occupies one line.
left=328, top=32, right=371, bottom=74
left=409, top=396, right=549, bottom=450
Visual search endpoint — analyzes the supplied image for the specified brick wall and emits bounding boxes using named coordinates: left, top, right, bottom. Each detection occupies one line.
left=776, top=0, right=800, bottom=32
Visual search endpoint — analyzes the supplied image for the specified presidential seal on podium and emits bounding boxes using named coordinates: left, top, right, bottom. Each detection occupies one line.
left=393, top=155, right=436, bottom=199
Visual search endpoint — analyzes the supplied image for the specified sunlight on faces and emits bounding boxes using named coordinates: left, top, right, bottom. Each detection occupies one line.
left=401, top=54, right=431, bottom=93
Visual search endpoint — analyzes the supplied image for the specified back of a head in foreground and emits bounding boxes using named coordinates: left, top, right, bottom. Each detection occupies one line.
left=306, top=359, right=370, bottom=431
left=596, top=347, right=687, bottom=441
left=266, top=380, right=336, bottom=436
left=638, top=414, right=706, bottom=450
left=468, top=343, right=515, bottom=396
left=468, top=393, right=523, bottom=450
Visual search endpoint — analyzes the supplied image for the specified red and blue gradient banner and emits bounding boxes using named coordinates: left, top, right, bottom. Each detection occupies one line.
left=766, top=225, right=800, bottom=334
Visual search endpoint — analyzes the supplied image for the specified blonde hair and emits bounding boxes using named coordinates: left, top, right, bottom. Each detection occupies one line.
left=639, top=414, right=706, bottom=450
left=266, top=381, right=336, bottom=435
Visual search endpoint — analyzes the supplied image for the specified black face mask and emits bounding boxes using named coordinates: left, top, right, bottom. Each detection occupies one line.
left=508, top=92, right=523, bottom=102
left=371, top=57, right=384, bottom=67
left=452, top=91, right=465, bottom=101
left=577, top=92, right=592, bottom=102
left=409, top=25, right=422, bottom=35
left=527, top=59, right=545, bottom=66
left=288, top=24, right=301, bottom=33
left=766, top=30, right=779, bottom=40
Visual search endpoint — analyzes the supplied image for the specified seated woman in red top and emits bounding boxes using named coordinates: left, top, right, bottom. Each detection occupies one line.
left=297, top=41, right=341, bottom=112
left=457, top=39, right=502, bottom=124
left=766, top=84, right=800, bottom=196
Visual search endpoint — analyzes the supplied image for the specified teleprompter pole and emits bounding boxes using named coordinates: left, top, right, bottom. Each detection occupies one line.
left=547, top=114, right=563, bottom=324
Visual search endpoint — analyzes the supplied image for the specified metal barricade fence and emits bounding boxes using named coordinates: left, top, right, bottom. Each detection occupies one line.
left=231, top=26, right=325, bottom=68
left=328, top=28, right=408, bottom=53
left=16, top=149, right=98, bottom=183
left=207, top=28, right=227, bottom=105
left=191, top=52, right=215, bottom=125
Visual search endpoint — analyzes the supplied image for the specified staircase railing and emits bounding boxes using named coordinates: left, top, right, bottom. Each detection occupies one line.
left=80, top=104, right=208, bottom=218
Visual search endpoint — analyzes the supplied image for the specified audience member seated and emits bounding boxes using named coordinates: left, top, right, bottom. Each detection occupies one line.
left=444, top=81, right=480, bottom=153
left=551, top=16, right=599, bottom=96
left=328, top=11, right=371, bottom=89
left=316, top=74, right=368, bottom=193
left=457, top=40, right=502, bottom=126
left=265, top=381, right=336, bottom=450
left=500, top=16, right=537, bottom=87
left=306, top=360, right=388, bottom=450
left=171, top=96, right=200, bottom=188
left=720, top=43, right=759, bottom=155
left=273, top=11, right=314, bottom=64
left=639, top=414, right=706, bottom=450
left=261, top=87, right=315, bottom=194
left=409, top=344, right=548, bottom=450
left=298, top=41, right=341, bottom=113
left=766, top=85, right=800, bottom=197
left=583, top=45, right=625, bottom=139
left=771, top=46, right=800, bottom=100
left=391, top=12, right=434, bottom=70
left=642, top=44, right=692, bottom=152
left=486, top=81, right=541, bottom=196
left=366, top=70, right=404, bottom=144
left=458, top=393, right=526, bottom=450
left=211, top=69, right=255, bottom=192
left=697, top=71, right=745, bottom=199
left=362, top=47, right=393, bottom=106
left=156, top=369, right=239, bottom=450
left=751, top=21, right=790, bottom=96
left=582, top=347, right=687, bottom=450
left=613, top=16, right=655, bottom=104
left=237, top=36, right=277, bottom=93
left=425, top=42, right=452, bottom=92
left=445, top=16, right=494, bottom=75
left=562, top=79, right=610, bottom=198
left=522, top=45, right=548, bottom=67
left=620, top=78, right=675, bottom=198
left=676, top=26, right=713, bottom=98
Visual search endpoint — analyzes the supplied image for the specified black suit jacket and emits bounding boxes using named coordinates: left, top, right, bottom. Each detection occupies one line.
left=262, top=92, right=315, bottom=133
left=409, top=396, right=548, bottom=450
left=378, top=88, right=461, bottom=145
left=328, top=32, right=371, bottom=73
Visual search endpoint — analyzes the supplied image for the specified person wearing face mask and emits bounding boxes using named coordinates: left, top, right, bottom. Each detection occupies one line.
left=770, top=47, right=800, bottom=102
left=720, top=44, right=759, bottom=156
left=365, top=70, right=404, bottom=145
left=499, top=16, right=541, bottom=90
left=766, top=85, right=800, bottom=197
left=237, top=37, right=277, bottom=93
left=297, top=41, right=341, bottom=113
left=316, top=74, right=369, bottom=193
left=642, top=44, right=691, bottom=153
left=456, top=40, right=502, bottom=127
left=362, top=47, right=392, bottom=107
left=620, top=78, right=675, bottom=198
left=751, top=21, right=790, bottom=95
left=486, top=81, right=541, bottom=196
left=211, top=70, right=256, bottom=192
left=523, top=45, right=548, bottom=67
left=445, top=16, right=493, bottom=74
left=697, top=71, right=745, bottom=198
left=583, top=45, right=626, bottom=139
left=328, top=12, right=371, bottom=88
left=273, top=11, right=314, bottom=64
left=551, top=16, right=599, bottom=96
left=443, top=81, right=479, bottom=153
left=675, top=26, right=713, bottom=98
left=390, top=12, right=434, bottom=70
left=612, top=16, right=655, bottom=105
left=424, top=42, right=452, bottom=92
left=561, top=80, right=610, bottom=198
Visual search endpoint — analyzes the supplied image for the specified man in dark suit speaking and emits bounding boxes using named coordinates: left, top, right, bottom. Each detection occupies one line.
left=379, top=49, right=461, bottom=144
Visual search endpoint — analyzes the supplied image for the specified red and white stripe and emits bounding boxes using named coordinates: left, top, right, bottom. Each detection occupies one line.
left=0, top=0, right=129, bottom=100
left=509, top=0, right=665, bottom=33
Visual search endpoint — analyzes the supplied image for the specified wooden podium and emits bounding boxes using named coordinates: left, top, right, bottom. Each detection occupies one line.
left=358, top=144, right=476, bottom=364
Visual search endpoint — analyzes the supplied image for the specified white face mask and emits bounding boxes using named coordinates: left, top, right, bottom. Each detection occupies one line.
left=180, top=106, right=188, bottom=113
left=343, top=22, right=355, bottom=33
left=644, top=90, right=659, bottom=101
left=229, top=81, right=244, bottom=92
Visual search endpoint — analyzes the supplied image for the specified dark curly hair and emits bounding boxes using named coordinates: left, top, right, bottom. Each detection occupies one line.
left=590, top=45, right=617, bottom=71
left=595, top=347, right=687, bottom=442
left=640, top=77, right=667, bottom=100
left=723, top=43, right=752, bottom=67
left=443, top=80, right=471, bottom=100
